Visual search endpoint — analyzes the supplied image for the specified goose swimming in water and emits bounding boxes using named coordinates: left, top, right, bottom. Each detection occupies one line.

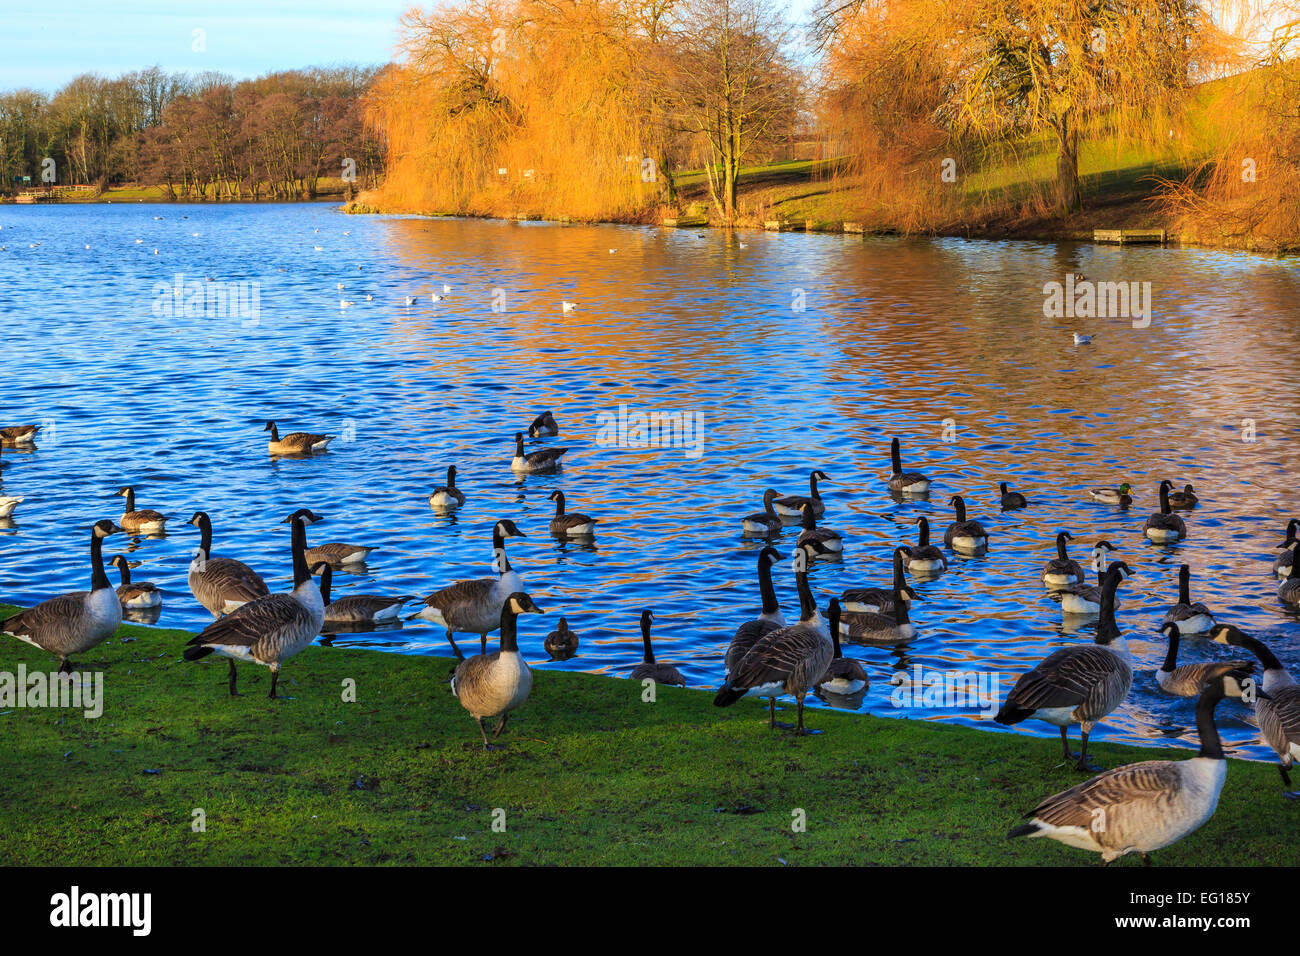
left=1279, top=544, right=1300, bottom=607
left=0, top=424, right=40, bottom=446
left=1167, top=483, right=1199, bottom=509
left=511, top=432, right=568, bottom=473
left=999, top=482, right=1028, bottom=510
left=428, top=465, right=466, bottom=510
left=629, top=610, right=686, bottom=686
left=796, top=501, right=842, bottom=553
left=841, top=546, right=912, bottom=614
left=0, top=494, right=23, bottom=518
left=282, top=510, right=374, bottom=565
left=116, top=486, right=167, bottom=534
left=109, top=555, right=162, bottom=609
left=943, top=495, right=988, bottom=552
left=451, top=592, right=544, bottom=749
left=740, top=489, right=784, bottom=536
left=1143, top=480, right=1187, bottom=543
left=187, top=511, right=270, bottom=617
left=548, top=490, right=597, bottom=537
left=816, top=599, right=868, bottom=694
left=1009, top=674, right=1253, bottom=864
left=1041, top=531, right=1085, bottom=588
left=907, top=517, right=947, bottom=573
left=1059, top=545, right=1124, bottom=614
left=315, top=562, right=418, bottom=626
left=183, top=514, right=325, bottom=698
left=1162, top=564, right=1216, bottom=635
left=1156, top=621, right=1252, bottom=698
left=528, top=410, right=559, bottom=436
left=996, top=564, right=1133, bottom=771
left=1, top=520, right=123, bottom=672
left=773, top=470, right=829, bottom=518
left=1211, top=626, right=1300, bottom=797
left=838, top=577, right=918, bottom=644
left=544, top=616, right=579, bottom=659
left=265, top=420, right=334, bottom=455
left=1087, top=482, right=1132, bottom=507
left=1273, top=520, right=1298, bottom=581
left=886, top=437, right=930, bottom=494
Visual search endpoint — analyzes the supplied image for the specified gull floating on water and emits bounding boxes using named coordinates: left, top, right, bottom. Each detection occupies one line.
left=443, top=283, right=452, bottom=293
left=1073, top=332, right=1097, bottom=345
left=405, top=295, right=417, bottom=307
left=340, top=299, right=354, bottom=309
left=365, top=293, right=374, bottom=301
left=562, top=301, right=576, bottom=313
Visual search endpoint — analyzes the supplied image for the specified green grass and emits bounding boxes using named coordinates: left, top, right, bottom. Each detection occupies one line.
left=0, top=604, right=1290, bottom=866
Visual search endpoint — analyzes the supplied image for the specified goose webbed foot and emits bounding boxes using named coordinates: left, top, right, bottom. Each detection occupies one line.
left=476, top=718, right=504, bottom=750
left=227, top=660, right=241, bottom=696
left=1279, top=765, right=1299, bottom=798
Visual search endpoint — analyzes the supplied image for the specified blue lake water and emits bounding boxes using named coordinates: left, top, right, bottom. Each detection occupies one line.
left=1, top=201, right=1298, bottom=760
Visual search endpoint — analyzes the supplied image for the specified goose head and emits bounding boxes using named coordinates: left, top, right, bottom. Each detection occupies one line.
left=187, top=511, right=210, bottom=528
left=281, top=508, right=325, bottom=525
left=114, top=486, right=134, bottom=498
left=948, top=495, right=967, bottom=520
left=495, top=518, right=526, bottom=539
left=641, top=608, right=653, bottom=628
left=263, top=420, right=277, bottom=433
left=93, top=519, right=123, bottom=538
left=506, top=592, right=544, bottom=615
left=759, top=545, right=782, bottom=567
left=109, top=555, right=133, bottom=572
left=1104, top=560, right=1133, bottom=581
left=1210, top=624, right=1252, bottom=648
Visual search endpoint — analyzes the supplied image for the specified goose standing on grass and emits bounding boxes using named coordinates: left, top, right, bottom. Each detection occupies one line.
left=838, top=579, right=918, bottom=644
left=544, top=616, right=579, bottom=659
left=410, top=519, right=526, bottom=658
left=740, top=489, right=784, bottom=536
left=1059, top=545, right=1122, bottom=614
left=714, top=543, right=832, bottom=733
left=943, top=495, right=989, bottom=551
left=0, top=494, right=23, bottom=518
left=629, top=610, right=686, bottom=686
left=187, top=511, right=270, bottom=617
left=1087, top=482, right=1132, bottom=507
left=116, top=486, right=167, bottom=534
left=451, top=592, right=544, bottom=749
left=511, top=431, right=568, bottom=473
left=428, top=465, right=466, bottom=510
left=796, top=501, right=842, bottom=553
left=816, top=599, right=869, bottom=694
left=1009, top=674, right=1254, bottom=865
left=999, top=482, right=1028, bottom=510
left=1273, top=520, right=1298, bottom=580
left=841, top=546, right=913, bottom=613
left=1167, top=483, right=1199, bottom=508
left=548, top=490, right=597, bottom=537
left=265, top=420, right=333, bottom=455
left=0, top=424, right=40, bottom=446
left=1156, top=622, right=1252, bottom=697
left=1163, top=564, right=1216, bottom=635
left=314, top=562, right=418, bottom=626
left=773, top=470, right=829, bottom=518
left=1211, top=626, right=1300, bottom=797
left=183, top=514, right=324, bottom=698
left=109, top=556, right=162, bottom=609
left=281, top=509, right=374, bottom=565
left=528, top=410, right=559, bottom=436
left=996, top=564, right=1133, bottom=771
left=886, top=437, right=930, bottom=494
left=908, top=517, right=947, bottom=573
left=1143, top=480, right=1187, bottom=543
left=1279, top=545, right=1300, bottom=606
left=722, top=548, right=789, bottom=700
left=0, top=520, right=123, bottom=672
left=1041, top=531, right=1085, bottom=588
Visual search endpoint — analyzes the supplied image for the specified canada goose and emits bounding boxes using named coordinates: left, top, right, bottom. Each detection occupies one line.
left=428, top=465, right=466, bottom=509
left=544, top=616, right=579, bottom=659
left=187, top=511, right=270, bottom=617
left=838, top=579, right=918, bottom=644
left=278, top=509, right=374, bottom=565
left=1167, top=483, right=1199, bottom=508
left=714, top=544, right=833, bottom=734
left=629, top=610, right=686, bottom=686
left=996, top=564, right=1133, bottom=771
left=314, top=562, right=418, bottom=625
left=1, top=519, right=123, bottom=672
left=1059, top=545, right=1124, bottom=614
left=943, top=496, right=988, bottom=551
left=999, top=482, right=1028, bottom=510
left=908, top=517, right=947, bottom=572
left=1273, top=520, right=1298, bottom=581
left=1211, top=626, right=1300, bottom=797
left=1143, top=481, right=1187, bottom=543
left=796, top=501, right=842, bottom=553
left=1156, top=621, right=1252, bottom=697
left=1087, top=482, right=1132, bottom=507
left=548, top=490, right=597, bottom=537
left=1041, top=531, right=1085, bottom=588
left=773, top=470, right=829, bottom=517
left=0, top=494, right=23, bottom=518
left=722, top=548, right=789, bottom=696
left=409, top=519, right=526, bottom=657
left=886, top=437, right=930, bottom=494
left=741, top=489, right=784, bottom=536
left=108, top=555, right=162, bottom=609
left=183, top=514, right=325, bottom=698
left=841, top=546, right=912, bottom=613
left=116, top=486, right=167, bottom=534
left=511, top=432, right=568, bottom=473
left=1163, top=564, right=1216, bottom=635
left=0, top=424, right=39, bottom=446
left=265, top=420, right=333, bottom=455
left=1009, top=674, right=1253, bottom=864
left=816, top=599, right=868, bottom=694
left=1280, top=545, right=1300, bottom=607
left=451, top=592, right=544, bottom=749
left=528, top=410, right=559, bottom=436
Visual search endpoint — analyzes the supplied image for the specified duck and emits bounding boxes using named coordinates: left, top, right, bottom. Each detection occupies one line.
left=279, top=510, right=374, bottom=565
left=943, top=495, right=989, bottom=551
left=0, top=425, right=40, bottom=446
left=1210, top=626, right=1300, bottom=797
left=907, top=517, right=947, bottom=572
left=629, top=610, right=686, bottom=686
left=1273, top=520, right=1298, bottom=581
left=840, top=546, right=913, bottom=614
left=0, top=520, right=123, bottom=672
left=1163, top=564, right=1216, bottom=635
left=108, top=556, right=162, bottom=609
left=816, top=599, right=869, bottom=694
left=999, top=482, right=1028, bottom=510
left=1143, top=480, right=1187, bottom=543
left=1156, top=621, right=1252, bottom=697
left=796, top=501, right=842, bottom=553
left=528, top=410, right=559, bottom=436
left=116, top=486, right=167, bottom=534
left=409, top=519, right=526, bottom=658
left=544, top=616, right=579, bottom=659
left=0, top=494, right=23, bottom=518
left=187, top=511, right=271, bottom=617
left=1280, top=545, right=1300, bottom=607
left=428, top=465, right=466, bottom=510
left=886, top=437, right=930, bottom=494
left=1059, top=545, right=1124, bottom=614
left=183, top=513, right=325, bottom=698
left=265, top=420, right=333, bottom=455
left=773, top=470, right=829, bottom=517
left=740, top=489, right=784, bottom=536
left=996, top=563, right=1133, bottom=771
left=314, top=562, right=418, bottom=626
left=1009, top=673, right=1252, bottom=865
left=1041, top=531, right=1085, bottom=588
left=451, top=592, right=544, bottom=749
left=548, top=490, right=597, bottom=537
left=838, top=579, right=918, bottom=644
left=511, top=431, right=568, bottom=473
left=1087, top=482, right=1132, bottom=507
left=1167, top=483, right=1199, bottom=508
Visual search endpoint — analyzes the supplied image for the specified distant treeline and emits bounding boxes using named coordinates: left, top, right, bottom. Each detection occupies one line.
left=0, top=65, right=385, bottom=200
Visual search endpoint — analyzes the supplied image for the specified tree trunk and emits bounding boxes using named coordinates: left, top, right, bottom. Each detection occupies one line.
left=1054, top=117, right=1080, bottom=215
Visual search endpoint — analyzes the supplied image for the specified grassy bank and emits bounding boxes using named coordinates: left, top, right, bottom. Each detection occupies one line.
left=0, top=604, right=1290, bottom=866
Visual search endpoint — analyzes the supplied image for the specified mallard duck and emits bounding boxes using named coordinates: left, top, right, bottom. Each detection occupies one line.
left=1167, top=483, right=1198, bottom=508
left=544, top=616, right=579, bottom=659
left=1087, top=482, right=1132, bottom=507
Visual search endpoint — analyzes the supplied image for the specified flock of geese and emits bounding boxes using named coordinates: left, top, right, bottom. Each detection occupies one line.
left=2, top=420, right=1299, bottom=866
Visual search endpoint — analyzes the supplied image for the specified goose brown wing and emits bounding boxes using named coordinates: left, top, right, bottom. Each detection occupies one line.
left=526, top=447, right=569, bottom=466
left=729, top=623, right=825, bottom=690
left=725, top=618, right=781, bottom=674
left=187, top=594, right=313, bottom=658
left=1026, top=761, right=1182, bottom=828
left=1006, top=646, right=1124, bottom=711
left=552, top=513, right=596, bottom=531
left=1258, top=686, right=1300, bottom=756
left=423, top=576, right=496, bottom=610
left=2, top=592, right=90, bottom=639
left=193, top=557, right=270, bottom=609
